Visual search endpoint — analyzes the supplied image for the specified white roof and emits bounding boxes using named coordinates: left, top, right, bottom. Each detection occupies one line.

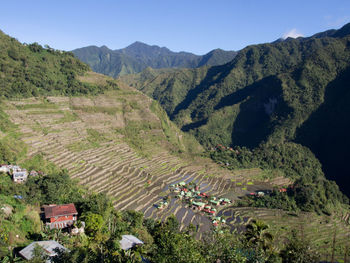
left=119, top=235, right=143, bottom=250
left=19, top=240, right=67, bottom=261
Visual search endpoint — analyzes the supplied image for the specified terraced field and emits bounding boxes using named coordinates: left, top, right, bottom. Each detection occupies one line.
left=5, top=87, right=282, bottom=235
left=217, top=206, right=350, bottom=261
left=5, top=88, right=349, bottom=256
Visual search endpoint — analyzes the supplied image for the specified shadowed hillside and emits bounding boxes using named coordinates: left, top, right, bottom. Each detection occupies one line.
left=120, top=23, right=350, bottom=197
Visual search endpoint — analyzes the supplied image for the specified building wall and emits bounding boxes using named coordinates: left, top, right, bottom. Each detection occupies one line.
left=50, top=215, right=76, bottom=223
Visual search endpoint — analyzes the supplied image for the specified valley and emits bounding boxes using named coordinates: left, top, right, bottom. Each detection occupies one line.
left=4, top=77, right=286, bottom=238
left=1, top=16, right=350, bottom=261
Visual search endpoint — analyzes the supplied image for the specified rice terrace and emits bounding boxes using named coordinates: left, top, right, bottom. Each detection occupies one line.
left=2, top=4, right=350, bottom=260
left=5, top=81, right=286, bottom=234
left=4, top=79, right=350, bottom=259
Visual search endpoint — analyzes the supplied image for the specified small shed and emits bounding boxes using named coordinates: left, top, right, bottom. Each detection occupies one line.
left=119, top=235, right=143, bottom=250
left=192, top=201, right=205, bottom=210
left=13, top=168, right=28, bottom=183
left=19, top=240, right=67, bottom=261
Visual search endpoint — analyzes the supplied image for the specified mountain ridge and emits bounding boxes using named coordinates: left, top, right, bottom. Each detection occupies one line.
left=120, top=22, right=350, bottom=197
left=72, top=42, right=237, bottom=77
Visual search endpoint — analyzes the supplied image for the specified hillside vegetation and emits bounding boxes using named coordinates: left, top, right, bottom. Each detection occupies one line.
left=73, top=42, right=237, bottom=78
left=0, top=99, right=349, bottom=262
left=120, top=23, right=350, bottom=198
left=0, top=30, right=116, bottom=97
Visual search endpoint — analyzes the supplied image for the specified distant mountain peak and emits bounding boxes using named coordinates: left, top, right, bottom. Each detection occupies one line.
left=126, top=41, right=149, bottom=48
left=73, top=43, right=237, bottom=77
left=100, top=45, right=111, bottom=51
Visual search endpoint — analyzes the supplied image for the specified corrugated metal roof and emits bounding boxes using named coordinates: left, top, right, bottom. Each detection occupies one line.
left=119, top=235, right=143, bottom=250
left=44, top=203, right=77, bottom=218
left=19, top=240, right=67, bottom=261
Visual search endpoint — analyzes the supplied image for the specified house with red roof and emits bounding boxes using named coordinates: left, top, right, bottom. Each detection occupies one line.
left=43, top=203, right=78, bottom=229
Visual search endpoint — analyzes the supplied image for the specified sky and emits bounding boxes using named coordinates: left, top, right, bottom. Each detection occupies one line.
left=0, top=0, right=350, bottom=55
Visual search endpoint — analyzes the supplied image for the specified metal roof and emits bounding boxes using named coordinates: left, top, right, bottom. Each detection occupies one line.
left=44, top=203, right=77, bottom=218
left=19, top=240, right=67, bottom=261
left=119, top=235, right=143, bottom=250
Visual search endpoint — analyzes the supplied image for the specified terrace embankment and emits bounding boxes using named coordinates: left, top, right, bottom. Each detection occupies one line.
left=5, top=84, right=288, bottom=234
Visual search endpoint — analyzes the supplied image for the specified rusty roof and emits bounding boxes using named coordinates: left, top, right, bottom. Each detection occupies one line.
left=44, top=203, right=77, bottom=218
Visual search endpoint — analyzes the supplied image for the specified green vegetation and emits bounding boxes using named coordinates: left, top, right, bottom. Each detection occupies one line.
left=0, top=95, right=344, bottom=263
left=121, top=23, right=350, bottom=199
left=73, top=42, right=237, bottom=78
left=0, top=30, right=118, bottom=98
left=68, top=129, right=109, bottom=152
left=211, top=143, right=349, bottom=214
left=0, top=140, right=325, bottom=263
left=55, top=111, right=78, bottom=123
left=71, top=105, right=120, bottom=115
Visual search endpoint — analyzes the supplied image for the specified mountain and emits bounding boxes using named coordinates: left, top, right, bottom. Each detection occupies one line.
left=1, top=27, right=350, bottom=263
left=120, top=23, right=350, bottom=197
left=72, top=42, right=237, bottom=77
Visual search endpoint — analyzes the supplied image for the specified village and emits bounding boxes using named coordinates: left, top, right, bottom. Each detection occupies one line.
left=0, top=164, right=144, bottom=262
left=0, top=161, right=291, bottom=261
left=155, top=181, right=232, bottom=229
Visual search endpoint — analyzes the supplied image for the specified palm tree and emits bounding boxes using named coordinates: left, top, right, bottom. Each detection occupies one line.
left=244, top=219, right=274, bottom=252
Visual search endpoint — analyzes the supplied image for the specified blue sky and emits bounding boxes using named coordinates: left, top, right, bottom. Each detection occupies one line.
left=1, top=0, right=350, bottom=54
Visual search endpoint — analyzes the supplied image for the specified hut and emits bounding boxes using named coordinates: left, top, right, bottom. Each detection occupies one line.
left=192, top=201, right=205, bottom=210
left=119, top=235, right=143, bottom=250
left=19, top=240, right=67, bottom=261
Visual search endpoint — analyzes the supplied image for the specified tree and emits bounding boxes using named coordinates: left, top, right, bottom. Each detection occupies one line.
left=202, top=231, right=248, bottom=263
left=280, top=230, right=320, bottom=263
left=245, top=219, right=274, bottom=252
left=81, top=212, right=104, bottom=237
left=29, top=244, right=48, bottom=263
left=151, top=216, right=205, bottom=263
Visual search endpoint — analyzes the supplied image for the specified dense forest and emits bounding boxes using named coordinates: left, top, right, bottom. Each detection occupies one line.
left=120, top=23, right=350, bottom=198
left=0, top=30, right=118, bottom=98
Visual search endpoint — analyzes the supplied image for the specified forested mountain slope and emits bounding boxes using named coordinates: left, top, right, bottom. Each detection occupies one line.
left=120, top=23, right=350, bottom=197
left=72, top=42, right=237, bottom=77
left=0, top=30, right=119, bottom=97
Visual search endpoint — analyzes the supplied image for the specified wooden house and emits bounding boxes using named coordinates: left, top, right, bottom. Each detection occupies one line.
left=43, top=203, right=78, bottom=229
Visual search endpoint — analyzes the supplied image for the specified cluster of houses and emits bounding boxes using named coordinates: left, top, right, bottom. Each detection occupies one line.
left=0, top=164, right=42, bottom=183
left=157, top=181, right=232, bottom=228
left=17, top=202, right=143, bottom=261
